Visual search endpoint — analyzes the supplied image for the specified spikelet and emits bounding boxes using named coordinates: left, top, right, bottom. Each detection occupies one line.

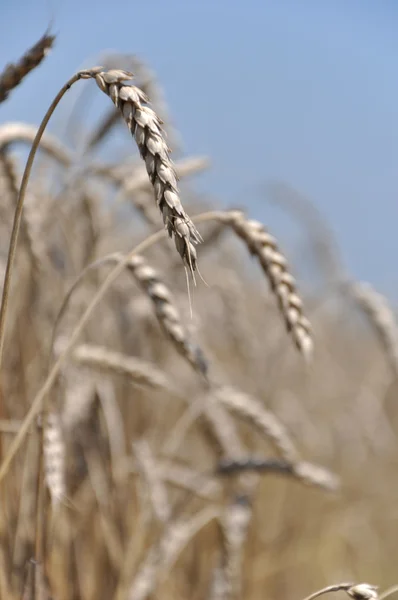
left=43, top=410, right=66, bottom=506
left=125, top=254, right=208, bottom=376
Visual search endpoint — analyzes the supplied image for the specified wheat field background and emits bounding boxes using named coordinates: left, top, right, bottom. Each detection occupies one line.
left=0, top=25, right=397, bottom=600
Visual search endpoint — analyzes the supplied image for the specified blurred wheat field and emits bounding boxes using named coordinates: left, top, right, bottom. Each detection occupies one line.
left=0, top=32, right=397, bottom=600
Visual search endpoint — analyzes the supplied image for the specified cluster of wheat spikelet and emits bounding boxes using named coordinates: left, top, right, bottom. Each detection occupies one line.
left=0, top=31, right=397, bottom=600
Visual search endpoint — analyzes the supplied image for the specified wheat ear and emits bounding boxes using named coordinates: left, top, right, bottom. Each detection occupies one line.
left=43, top=410, right=66, bottom=506
left=0, top=32, right=55, bottom=103
left=217, top=457, right=339, bottom=492
left=123, top=253, right=208, bottom=377
left=347, top=281, right=398, bottom=378
left=93, top=69, right=202, bottom=273
left=220, top=210, right=312, bottom=359
left=133, top=440, right=171, bottom=523
left=218, top=495, right=252, bottom=600
left=71, top=343, right=174, bottom=391
left=0, top=150, right=46, bottom=273
left=87, top=53, right=179, bottom=150
left=127, top=506, right=220, bottom=600
left=214, top=386, right=298, bottom=462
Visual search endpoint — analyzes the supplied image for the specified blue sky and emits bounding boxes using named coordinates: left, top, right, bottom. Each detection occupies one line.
left=1, top=0, right=398, bottom=295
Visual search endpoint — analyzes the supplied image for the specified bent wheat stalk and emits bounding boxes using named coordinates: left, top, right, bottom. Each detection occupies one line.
left=0, top=67, right=103, bottom=372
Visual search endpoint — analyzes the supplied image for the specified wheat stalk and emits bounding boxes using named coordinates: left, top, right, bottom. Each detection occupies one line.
left=213, top=385, right=299, bottom=463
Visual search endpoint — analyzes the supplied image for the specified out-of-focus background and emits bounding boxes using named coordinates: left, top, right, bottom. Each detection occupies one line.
left=1, top=0, right=398, bottom=294
left=1, top=2, right=398, bottom=600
